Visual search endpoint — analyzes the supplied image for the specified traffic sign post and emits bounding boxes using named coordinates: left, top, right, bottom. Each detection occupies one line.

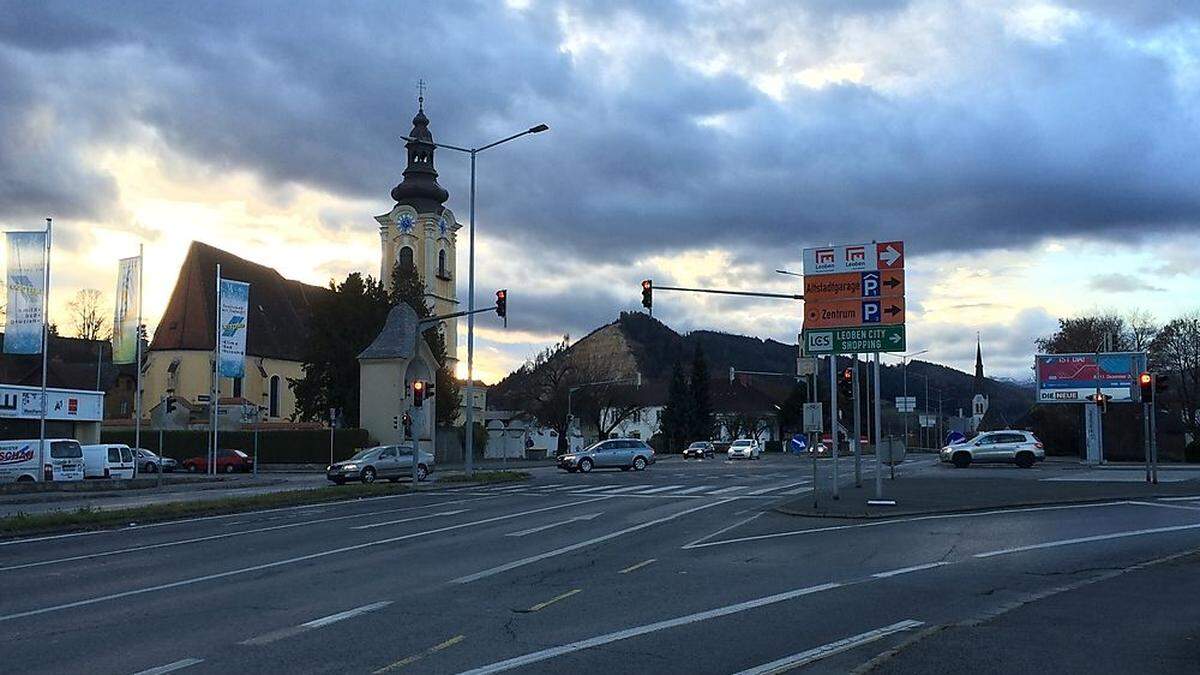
left=895, top=396, right=917, bottom=413
left=803, top=402, right=824, bottom=433
left=829, top=355, right=839, bottom=501
left=803, top=298, right=905, bottom=329
left=803, top=325, right=906, bottom=355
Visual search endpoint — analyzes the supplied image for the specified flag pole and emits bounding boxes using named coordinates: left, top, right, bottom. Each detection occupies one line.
left=212, top=263, right=221, bottom=475
left=38, top=218, right=52, bottom=479
left=134, top=244, right=146, bottom=485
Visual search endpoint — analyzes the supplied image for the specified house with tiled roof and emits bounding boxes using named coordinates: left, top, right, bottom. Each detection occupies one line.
left=139, top=241, right=332, bottom=422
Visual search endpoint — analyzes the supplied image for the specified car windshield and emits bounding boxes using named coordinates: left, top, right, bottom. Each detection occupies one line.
left=688, top=443, right=706, bottom=449
left=50, top=441, right=82, bottom=459
left=732, top=440, right=752, bottom=447
left=582, top=441, right=607, bottom=453
left=347, top=448, right=377, bottom=461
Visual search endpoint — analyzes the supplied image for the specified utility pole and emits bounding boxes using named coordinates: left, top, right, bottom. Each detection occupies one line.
left=852, top=353, right=862, bottom=488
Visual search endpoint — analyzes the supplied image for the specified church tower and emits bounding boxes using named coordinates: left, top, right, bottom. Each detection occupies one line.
left=376, top=98, right=460, bottom=366
left=970, top=334, right=989, bottom=431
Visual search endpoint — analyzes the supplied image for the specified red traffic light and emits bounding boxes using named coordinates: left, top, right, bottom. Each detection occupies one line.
left=1138, top=371, right=1153, bottom=402
left=495, top=289, right=507, bottom=320
left=841, top=368, right=853, bottom=383
left=1138, top=372, right=1152, bottom=386
left=412, top=380, right=426, bottom=407
left=641, top=279, right=653, bottom=311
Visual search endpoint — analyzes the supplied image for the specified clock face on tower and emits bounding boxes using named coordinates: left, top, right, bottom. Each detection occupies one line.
left=396, top=213, right=415, bottom=234
left=438, top=216, right=448, bottom=238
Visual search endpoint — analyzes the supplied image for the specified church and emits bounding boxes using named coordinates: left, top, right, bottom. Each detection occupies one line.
left=138, top=102, right=461, bottom=422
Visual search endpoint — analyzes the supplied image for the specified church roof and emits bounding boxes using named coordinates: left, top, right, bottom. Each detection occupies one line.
left=149, top=241, right=331, bottom=362
left=390, top=101, right=449, bottom=213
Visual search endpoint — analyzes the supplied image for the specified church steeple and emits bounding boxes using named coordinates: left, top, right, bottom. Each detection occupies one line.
left=974, top=333, right=985, bottom=395
left=390, top=93, right=449, bottom=212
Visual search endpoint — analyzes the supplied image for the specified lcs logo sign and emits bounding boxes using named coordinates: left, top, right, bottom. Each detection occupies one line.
left=807, top=332, right=833, bottom=351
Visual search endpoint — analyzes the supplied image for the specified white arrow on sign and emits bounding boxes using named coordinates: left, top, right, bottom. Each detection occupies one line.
left=889, top=332, right=902, bottom=344
left=880, top=245, right=902, bottom=266
left=505, top=512, right=603, bottom=537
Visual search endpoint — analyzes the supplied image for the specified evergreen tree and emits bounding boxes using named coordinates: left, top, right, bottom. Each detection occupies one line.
left=777, top=382, right=808, bottom=434
left=689, top=344, right=714, bottom=442
left=390, top=261, right=462, bottom=427
left=659, top=361, right=691, bottom=451
left=292, top=272, right=391, bottom=426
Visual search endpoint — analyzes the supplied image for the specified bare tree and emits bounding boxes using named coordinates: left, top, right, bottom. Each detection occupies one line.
left=1125, top=309, right=1158, bottom=352
left=1149, top=311, right=1200, bottom=437
left=68, top=289, right=108, bottom=341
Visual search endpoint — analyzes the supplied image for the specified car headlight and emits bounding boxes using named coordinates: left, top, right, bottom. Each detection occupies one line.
left=342, top=464, right=358, bottom=471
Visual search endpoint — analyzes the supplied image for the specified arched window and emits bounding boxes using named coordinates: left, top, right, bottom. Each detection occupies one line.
left=438, top=249, right=447, bottom=277
left=268, top=375, right=281, bottom=418
left=399, top=246, right=414, bottom=270
left=232, top=377, right=242, bottom=398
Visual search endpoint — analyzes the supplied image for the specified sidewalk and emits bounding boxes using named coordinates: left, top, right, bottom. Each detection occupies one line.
left=777, top=474, right=1200, bottom=519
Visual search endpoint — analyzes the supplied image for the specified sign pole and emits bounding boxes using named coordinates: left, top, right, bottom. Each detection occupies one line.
left=1143, top=402, right=1151, bottom=483
left=873, top=352, right=882, bottom=500
left=1150, top=392, right=1158, bottom=485
left=211, top=263, right=221, bottom=476
left=829, top=355, right=839, bottom=501
left=134, top=243, right=143, bottom=469
left=37, top=218, right=52, bottom=480
left=852, top=353, right=862, bottom=488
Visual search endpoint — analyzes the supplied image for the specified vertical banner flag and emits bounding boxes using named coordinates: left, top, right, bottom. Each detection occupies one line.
left=112, top=255, right=142, bottom=364
left=4, top=231, right=47, bottom=354
left=217, top=279, right=249, bottom=378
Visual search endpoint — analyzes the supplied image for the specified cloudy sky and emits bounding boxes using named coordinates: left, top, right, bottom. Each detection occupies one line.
left=2, top=0, right=1199, bottom=382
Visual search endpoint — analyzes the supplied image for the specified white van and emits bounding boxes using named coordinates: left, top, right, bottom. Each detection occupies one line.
left=82, top=444, right=137, bottom=480
left=0, top=438, right=86, bottom=483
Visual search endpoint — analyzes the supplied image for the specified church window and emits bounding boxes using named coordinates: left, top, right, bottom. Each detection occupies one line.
left=268, top=375, right=281, bottom=418
left=399, top=246, right=414, bottom=269
left=438, top=249, right=448, bottom=278
left=232, top=377, right=242, bottom=398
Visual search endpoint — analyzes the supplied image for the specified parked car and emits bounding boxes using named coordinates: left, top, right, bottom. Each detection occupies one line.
left=182, top=448, right=254, bottom=474
left=0, top=439, right=85, bottom=483
left=82, top=444, right=137, bottom=480
left=727, top=439, right=762, bottom=460
left=683, top=441, right=715, bottom=459
left=558, top=438, right=656, bottom=473
left=327, top=444, right=434, bottom=484
left=133, top=448, right=177, bottom=474
left=940, top=430, right=1044, bottom=468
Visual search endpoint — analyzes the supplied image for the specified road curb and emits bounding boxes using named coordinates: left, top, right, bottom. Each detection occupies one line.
left=772, top=494, right=1191, bottom=520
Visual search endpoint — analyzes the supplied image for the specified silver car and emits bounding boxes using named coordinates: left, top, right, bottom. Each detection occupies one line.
left=558, top=438, right=656, bottom=473
left=327, top=444, right=434, bottom=484
left=727, top=439, right=761, bottom=460
left=134, top=448, right=177, bottom=474
left=940, top=430, right=1044, bottom=468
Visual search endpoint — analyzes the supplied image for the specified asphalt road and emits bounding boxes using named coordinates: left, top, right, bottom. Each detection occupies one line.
left=2, top=454, right=1200, bottom=674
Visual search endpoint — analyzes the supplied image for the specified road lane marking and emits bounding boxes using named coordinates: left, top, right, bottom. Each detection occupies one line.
left=747, top=481, right=809, bottom=496
left=670, top=485, right=716, bottom=495
left=453, top=499, right=737, bottom=584
left=1129, top=500, right=1200, bottom=512
left=871, top=562, right=950, bottom=578
left=0, top=497, right=492, bottom=573
left=570, top=485, right=620, bottom=493
left=630, top=485, right=684, bottom=494
left=731, top=619, right=924, bottom=675
left=506, top=513, right=603, bottom=537
left=457, top=582, right=842, bottom=674
left=131, top=658, right=204, bottom=675
left=1157, top=495, right=1200, bottom=502
left=974, top=522, right=1200, bottom=559
left=779, top=487, right=814, bottom=495
left=302, top=600, right=394, bottom=628
left=618, top=558, right=657, bottom=574
left=351, top=509, right=470, bottom=530
left=683, top=500, right=1136, bottom=549
left=374, top=634, right=465, bottom=673
left=707, top=485, right=750, bottom=495
left=0, top=496, right=611, bottom=624
left=683, top=512, right=764, bottom=549
left=592, top=485, right=651, bottom=494
left=518, top=589, right=581, bottom=613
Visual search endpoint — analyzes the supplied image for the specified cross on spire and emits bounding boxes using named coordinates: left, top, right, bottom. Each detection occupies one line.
left=417, top=78, right=425, bottom=112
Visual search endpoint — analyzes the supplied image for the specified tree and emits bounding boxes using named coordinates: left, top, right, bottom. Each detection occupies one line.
left=513, top=336, right=577, bottom=453
left=777, top=382, right=809, bottom=433
left=1126, top=309, right=1159, bottom=352
left=390, top=261, right=462, bottom=427
left=1149, top=312, right=1200, bottom=438
left=659, top=361, right=691, bottom=452
left=291, top=272, right=391, bottom=427
left=1036, top=314, right=1130, bottom=354
left=689, top=344, right=713, bottom=442
left=68, top=289, right=108, bottom=340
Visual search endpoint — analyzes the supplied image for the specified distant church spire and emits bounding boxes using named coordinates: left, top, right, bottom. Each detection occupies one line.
left=390, top=82, right=449, bottom=212
left=974, top=332, right=985, bottom=395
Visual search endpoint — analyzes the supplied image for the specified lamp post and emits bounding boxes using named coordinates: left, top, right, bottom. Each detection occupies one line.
left=883, top=349, right=928, bottom=448
left=402, top=123, right=549, bottom=476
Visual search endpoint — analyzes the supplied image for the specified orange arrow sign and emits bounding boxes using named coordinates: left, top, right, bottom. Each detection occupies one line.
left=803, top=298, right=905, bottom=329
left=804, top=270, right=904, bottom=301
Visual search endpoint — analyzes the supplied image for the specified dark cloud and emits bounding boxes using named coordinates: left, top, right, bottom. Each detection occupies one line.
left=1088, top=272, right=1165, bottom=293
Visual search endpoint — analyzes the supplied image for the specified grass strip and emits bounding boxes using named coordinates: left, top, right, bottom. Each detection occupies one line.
left=0, top=471, right=528, bottom=538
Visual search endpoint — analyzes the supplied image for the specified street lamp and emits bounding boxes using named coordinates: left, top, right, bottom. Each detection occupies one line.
left=883, top=349, right=928, bottom=447
left=401, top=123, right=549, bottom=476
left=775, top=269, right=803, bottom=278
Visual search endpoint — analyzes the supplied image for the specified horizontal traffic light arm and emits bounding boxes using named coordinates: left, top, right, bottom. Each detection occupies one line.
left=652, top=284, right=803, bottom=300
left=419, top=304, right=502, bottom=324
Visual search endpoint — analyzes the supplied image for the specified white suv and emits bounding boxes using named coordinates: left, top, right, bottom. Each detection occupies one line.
left=727, top=439, right=761, bottom=460
left=941, top=430, right=1044, bottom=469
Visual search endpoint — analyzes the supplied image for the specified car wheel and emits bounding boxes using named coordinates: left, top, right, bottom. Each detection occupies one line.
left=416, top=464, right=429, bottom=482
left=186, top=463, right=196, bottom=473
left=633, top=456, right=647, bottom=471
left=579, top=458, right=593, bottom=473
left=224, top=464, right=235, bottom=474
left=361, top=467, right=377, bottom=484
left=952, top=452, right=971, bottom=469
left=1015, top=452, right=1035, bottom=469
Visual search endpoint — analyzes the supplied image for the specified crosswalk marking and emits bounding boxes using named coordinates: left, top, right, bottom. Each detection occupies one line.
left=670, top=485, right=716, bottom=495
left=594, top=486, right=652, bottom=494
left=747, top=481, right=810, bottom=495
left=707, top=485, right=749, bottom=495
left=631, top=485, right=685, bottom=494
left=570, top=485, right=621, bottom=493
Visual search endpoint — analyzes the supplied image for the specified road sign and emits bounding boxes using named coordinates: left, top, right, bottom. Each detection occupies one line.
left=803, top=402, right=824, bottom=433
left=895, top=396, right=916, bottom=413
left=803, top=270, right=904, bottom=301
left=1035, top=352, right=1147, bottom=404
left=880, top=436, right=907, bottom=465
left=802, top=325, right=906, bottom=355
left=803, top=241, right=904, bottom=275
left=796, top=356, right=818, bottom=376
left=803, top=298, right=904, bottom=329
left=919, top=414, right=936, bottom=428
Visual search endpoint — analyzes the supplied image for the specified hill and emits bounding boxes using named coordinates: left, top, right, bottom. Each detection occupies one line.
left=490, top=312, right=1034, bottom=422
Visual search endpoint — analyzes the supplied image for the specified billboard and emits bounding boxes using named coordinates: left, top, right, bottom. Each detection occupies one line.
left=4, top=231, right=47, bottom=355
left=1035, top=352, right=1147, bottom=404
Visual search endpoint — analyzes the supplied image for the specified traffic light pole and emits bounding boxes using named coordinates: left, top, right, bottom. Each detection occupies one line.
left=852, top=353, right=861, bottom=488
left=650, top=284, right=803, bottom=301
left=829, top=355, right=839, bottom=501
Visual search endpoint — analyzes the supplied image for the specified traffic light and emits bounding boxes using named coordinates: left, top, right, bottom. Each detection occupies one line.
left=839, top=368, right=854, bottom=396
left=1138, top=371, right=1152, bottom=402
left=641, top=279, right=653, bottom=313
left=495, top=289, right=507, bottom=324
left=412, top=380, right=426, bottom=407
left=392, top=415, right=400, bottom=430
left=1088, top=392, right=1110, bottom=413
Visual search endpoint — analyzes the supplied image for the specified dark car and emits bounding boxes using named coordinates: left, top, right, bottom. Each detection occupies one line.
left=683, top=441, right=715, bottom=459
left=182, top=449, right=254, bottom=474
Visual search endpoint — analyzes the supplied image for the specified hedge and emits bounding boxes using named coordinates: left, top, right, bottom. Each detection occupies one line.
left=99, top=428, right=372, bottom=464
